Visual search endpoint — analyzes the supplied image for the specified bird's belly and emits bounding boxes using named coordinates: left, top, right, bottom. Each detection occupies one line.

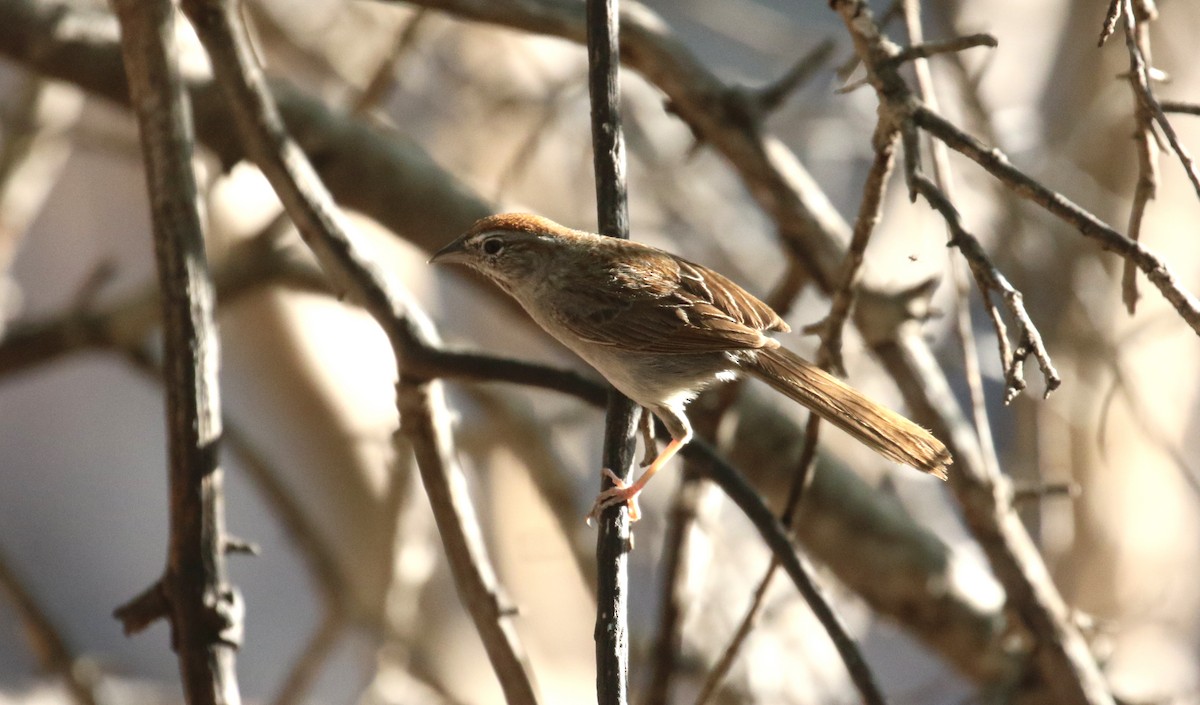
left=567, top=344, right=737, bottom=408
left=512, top=290, right=740, bottom=406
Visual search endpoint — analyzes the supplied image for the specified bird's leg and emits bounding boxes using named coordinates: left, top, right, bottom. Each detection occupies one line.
left=638, top=407, right=657, bottom=467
left=586, top=437, right=686, bottom=525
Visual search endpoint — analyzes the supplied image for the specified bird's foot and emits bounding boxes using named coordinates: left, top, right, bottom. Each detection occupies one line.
left=585, top=468, right=643, bottom=525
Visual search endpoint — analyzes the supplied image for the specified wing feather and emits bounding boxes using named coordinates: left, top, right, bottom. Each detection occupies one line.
left=554, top=245, right=787, bottom=355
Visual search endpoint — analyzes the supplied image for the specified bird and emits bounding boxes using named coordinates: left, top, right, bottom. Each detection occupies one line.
left=431, top=213, right=951, bottom=522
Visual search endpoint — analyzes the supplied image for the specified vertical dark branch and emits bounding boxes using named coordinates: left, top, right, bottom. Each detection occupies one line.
left=586, top=0, right=636, bottom=703
left=110, top=0, right=240, bottom=703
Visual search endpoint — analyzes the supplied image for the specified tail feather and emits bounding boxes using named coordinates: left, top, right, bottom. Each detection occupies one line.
left=747, top=346, right=951, bottom=478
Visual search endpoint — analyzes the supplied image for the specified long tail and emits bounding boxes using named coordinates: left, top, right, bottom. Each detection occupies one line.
left=746, top=346, right=952, bottom=478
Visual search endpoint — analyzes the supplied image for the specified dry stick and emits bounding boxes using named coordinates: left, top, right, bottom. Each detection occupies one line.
left=911, top=104, right=1200, bottom=336
left=177, top=1, right=540, bottom=702
left=812, top=122, right=900, bottom=375
left=1161, top=101, right=1200, bottom=116
left=0, top=546, right=100, bottom=705
left=351, top=9, right=428, bottom=114
left=913, top=177, right=1061, bottom=402
left=642, top=466, right=704, bottom=705
left=1119, top=0, right=1200, bottom=205
left=1099, top=0, right=1122, bottom=46
left=1119, top=0, right=1160, bottom=313
left=109, top=2, right=242, bottom=704
left=878, top=332, right=1114, bottom=705
left=584, top=1, right=637, bottom=703
left=888, top=33, right=997, bottom=66
left=901, top=0, right=1000, bottom=474
left=271, top=610, right=344, bottom=705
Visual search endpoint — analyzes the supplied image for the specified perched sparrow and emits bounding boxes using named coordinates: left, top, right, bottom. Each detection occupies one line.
left=432, top=214, right=951, bottom=521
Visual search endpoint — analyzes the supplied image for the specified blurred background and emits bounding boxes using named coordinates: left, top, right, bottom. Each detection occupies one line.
left=1, top=0, right=1199, bottom=703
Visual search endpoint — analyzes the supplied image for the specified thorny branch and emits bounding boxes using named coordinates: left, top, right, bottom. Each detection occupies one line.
left=110, top=0, right=242, bottom=703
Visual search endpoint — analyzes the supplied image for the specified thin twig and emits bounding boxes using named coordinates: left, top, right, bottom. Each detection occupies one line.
left=910, top=104, right=1200, bottom=335
left=809, top=122, right=899, bottom=375
left=901, top=0, right=1000, bottom=474
left=111, top=1, right=241, bottom=702
left=829, top=3, right=1114, bottom=704
left=914, top=175, right=1060, bottom=401
left=676, top=434, right=886, bottom=705
left=0, top=545, right=100, bottom=705
left=887, top=33, right=997, bottom=66
left=1118, top=0, right=1158, bottom=312
left=877, top=331, right=1114, bottom=705
left=700, top=114, right=898, bottom=694
left=351, top=9, right=428, bottom=114
left=1099, top=0, right=1122, bottom=46
left=179, top=0, right=540, bottom=701
left=1119, top=0, right=1200, bottom=206
left=271, top=610, right=344, bottom=705
left=744, top=38, right=836, bottom=117
left=696, top=415, right=824, bottom=705
left=1160, top=101, right=1200, bottom=116
left=642, top=468, right=705, bottom=705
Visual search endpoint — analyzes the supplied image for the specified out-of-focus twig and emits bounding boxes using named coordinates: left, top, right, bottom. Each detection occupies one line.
left=0, top=544, right=100, bottom=705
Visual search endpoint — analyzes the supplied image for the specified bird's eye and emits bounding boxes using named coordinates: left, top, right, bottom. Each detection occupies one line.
left=482, top=237, right=504, bottom=256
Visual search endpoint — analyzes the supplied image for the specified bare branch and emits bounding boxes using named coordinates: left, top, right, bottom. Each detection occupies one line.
left=1099, top=0, right=1122, bottom=46
left=913, top=175, right=1060, bottom=401
left=583, top=2, right=638, bottom=700
left=1160, top=101, right=1200, bottom=116
left=901, top=0, right=1001, bottom=475
left=113, top=581, right=169, bottom=636
left=913, top=105, right=1200, bottom=335
left=1120, top=0, right=1159, bottom=313
left=111, top=0, right=241, bottom=701
left=888, top=33, right=997, bottom=66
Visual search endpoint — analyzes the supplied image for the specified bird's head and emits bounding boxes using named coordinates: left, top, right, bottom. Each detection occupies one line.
left=430, top=213, right=580, bottom=290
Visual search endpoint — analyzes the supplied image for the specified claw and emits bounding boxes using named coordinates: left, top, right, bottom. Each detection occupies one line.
left=585, top=468, right=643, bottom=525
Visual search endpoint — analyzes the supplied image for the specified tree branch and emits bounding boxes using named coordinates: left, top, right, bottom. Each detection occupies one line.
left=111, top=0, right=241, bottom=702
left=585, top=0, right=637, bottom=702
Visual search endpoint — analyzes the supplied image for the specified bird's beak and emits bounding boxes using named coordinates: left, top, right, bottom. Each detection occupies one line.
left=429, top=236, right=470, bottom=265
